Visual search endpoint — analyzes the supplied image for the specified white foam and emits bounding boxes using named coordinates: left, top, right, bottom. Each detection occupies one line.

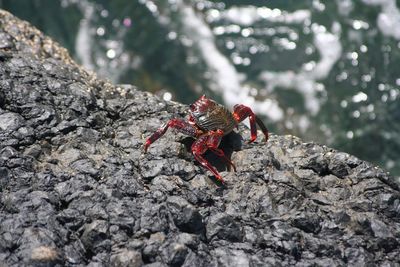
left=352, top=92, right=368, bottom=103
left=178, top=3, right=284, bottom=121
left=201, top=4, right=343, bottom=127
left=75, top=1, right=95, bottom=70
left=259, top=24, right=342, bottom=120
left=362, top=0, right=400, bottom=40
left=337, top=0, right=354, bottom=16
left=75, top=1, right=134, bottom=83
left=213, top=6, right=311, bottom=26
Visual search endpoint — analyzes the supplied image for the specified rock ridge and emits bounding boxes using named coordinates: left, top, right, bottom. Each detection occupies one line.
left=0, top=9, right=399, bottom=267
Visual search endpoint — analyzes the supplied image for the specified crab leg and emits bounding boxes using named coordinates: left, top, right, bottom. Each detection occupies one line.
left=191, top=130, right=226, bottom=182
left=209, top=148, right=237, bottom=172
left=205, top=129, right=237, bottom=172
left=233, top=104, right=269, bottom=143
left=144, top=118, right=198, bottom=152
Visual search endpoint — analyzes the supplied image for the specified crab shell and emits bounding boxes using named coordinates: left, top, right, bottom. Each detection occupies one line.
left=189, top=95, right=237, bottom=135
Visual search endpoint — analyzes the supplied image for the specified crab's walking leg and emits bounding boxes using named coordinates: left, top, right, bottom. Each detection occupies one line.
left=144, top=118, right=197, bottom=152
left=206, top=129, right=237, bottom=172
left=191, top=130, right=226, bottom=182
left=233, top=104, right=269, bottom=143
left=210, top=148, right=237, bottom=172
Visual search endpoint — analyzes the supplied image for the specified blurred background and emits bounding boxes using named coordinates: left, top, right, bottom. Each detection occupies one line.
left=1, top=0, right=399, bottom=178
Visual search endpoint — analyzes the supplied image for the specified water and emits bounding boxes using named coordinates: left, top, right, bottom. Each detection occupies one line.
left=1, top=0, right=399, bottom=178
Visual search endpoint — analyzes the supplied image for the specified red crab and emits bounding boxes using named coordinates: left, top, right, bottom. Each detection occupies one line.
left=144, top=95, right=269, bottom=183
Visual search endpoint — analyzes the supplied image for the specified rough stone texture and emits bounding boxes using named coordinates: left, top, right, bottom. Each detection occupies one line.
left=1, top=9, right=400, bottom=267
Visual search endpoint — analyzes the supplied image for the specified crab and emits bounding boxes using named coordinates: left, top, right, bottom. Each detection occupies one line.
left=143, top=95, right=269, bottom=183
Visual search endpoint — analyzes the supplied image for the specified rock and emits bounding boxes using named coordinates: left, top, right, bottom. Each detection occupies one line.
left=206, top=213, right=243, bottom=242
left=167, top=196, right=205, bottom=235
left=80, top=220, right=110, bottom=254
left=70, top=158, right=100, bottom=177
left=16, top=227, right=59, bottom=265
left=30, top=246, right=60, bottom=265
left=327, top=152, right=351, bottom=178
left=0, top=112, right=23, bottom=131
left=212, top=248, right=250, bottom=267
left=161, top=242, right=189, bottom=266
left=110, top=249, right=143, bottom=267
left=0, top=32, right=13, bottom=49
left=0, top=8, right=400, bottom=266
left=291, top=212, right=322, bottom=234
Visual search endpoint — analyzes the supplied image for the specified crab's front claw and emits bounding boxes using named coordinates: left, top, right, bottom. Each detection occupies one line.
left=233, top=104, right=269, bottom=144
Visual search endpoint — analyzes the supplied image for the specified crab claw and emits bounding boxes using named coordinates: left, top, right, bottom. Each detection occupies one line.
left=233, top=104, right=269, bottom=144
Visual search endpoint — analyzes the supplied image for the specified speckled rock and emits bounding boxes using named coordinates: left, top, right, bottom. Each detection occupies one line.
left=1, top=9, right=400, bottom=267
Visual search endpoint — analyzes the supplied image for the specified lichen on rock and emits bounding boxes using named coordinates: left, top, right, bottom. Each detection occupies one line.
left=0, top=9, right=400, bottom=266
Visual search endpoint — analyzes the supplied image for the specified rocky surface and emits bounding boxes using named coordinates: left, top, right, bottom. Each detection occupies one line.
left=1, top=9, right=400, bottom=267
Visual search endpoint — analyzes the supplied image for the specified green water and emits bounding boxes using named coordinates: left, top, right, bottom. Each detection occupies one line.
left=1, top=0, right=399, bottom=177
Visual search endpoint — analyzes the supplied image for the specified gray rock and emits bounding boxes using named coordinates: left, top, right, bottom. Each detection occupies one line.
left=167, top=196, right=205, bottom=234
left=80, top=220, right=110, bottom=254
left=0, top=8, right=399, bottom=267
left=0, top=112, right=23, bottom=132
left=110, top=249, right=143, bottom=267
left=0, top=32, right=13, bottom=49
left=206, top=213, right=243, bottom=242
left=212, top=248, right=250, bottom=267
